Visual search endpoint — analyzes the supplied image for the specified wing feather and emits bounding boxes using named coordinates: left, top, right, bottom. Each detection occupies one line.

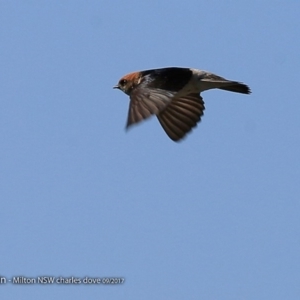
left=157, top=94, right=205, bottom=141
left=126, top=88, right=175, bottom=128
left=126, top=85, right=204, bottom=141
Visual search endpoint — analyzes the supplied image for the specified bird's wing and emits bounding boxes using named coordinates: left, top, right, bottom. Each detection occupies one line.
left=156, top=93, right=205, bottom=142
left=126, top=87, right=176, bottom=128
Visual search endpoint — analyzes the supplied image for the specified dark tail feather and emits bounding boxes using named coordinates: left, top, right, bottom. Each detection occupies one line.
left=219, top=82, right=251, bottom=94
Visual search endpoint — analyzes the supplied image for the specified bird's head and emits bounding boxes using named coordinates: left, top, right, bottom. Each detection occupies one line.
left=114, top=72, right=141, bottom=95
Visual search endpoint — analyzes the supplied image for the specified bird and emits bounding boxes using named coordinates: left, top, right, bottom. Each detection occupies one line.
left=114, top=67, right=251, bottom=142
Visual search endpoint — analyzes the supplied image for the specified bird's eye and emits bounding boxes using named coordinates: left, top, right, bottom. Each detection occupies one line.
left=119, top=79, right=127, bottom=86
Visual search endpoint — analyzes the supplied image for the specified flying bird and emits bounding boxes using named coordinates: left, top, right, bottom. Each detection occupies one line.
left=114, top=67, right=251, bottom=142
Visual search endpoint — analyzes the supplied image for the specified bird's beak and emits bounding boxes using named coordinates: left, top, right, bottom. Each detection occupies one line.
left=113, top=85, right=120, bottom=89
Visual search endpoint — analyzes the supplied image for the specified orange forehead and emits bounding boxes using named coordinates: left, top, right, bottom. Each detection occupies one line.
left=121, top=71, right=141, bottom=83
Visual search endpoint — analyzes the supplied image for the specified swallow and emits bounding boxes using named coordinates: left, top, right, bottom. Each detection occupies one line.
left=114, top=67, right=251, bottom=142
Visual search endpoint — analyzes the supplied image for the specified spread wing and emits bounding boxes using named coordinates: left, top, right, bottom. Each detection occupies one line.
left=126, top=87, right=176, bottom=128
left=126, top=83, right=205, bottom=141
left=157, top=93, right=205, bottom=142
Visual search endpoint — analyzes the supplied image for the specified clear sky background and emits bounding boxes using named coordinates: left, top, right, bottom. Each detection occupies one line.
left=0, top=1, right=299, bottom=299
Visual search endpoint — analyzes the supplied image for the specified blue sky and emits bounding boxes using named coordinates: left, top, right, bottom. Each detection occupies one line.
left=0, top=1, right=299, bottom=299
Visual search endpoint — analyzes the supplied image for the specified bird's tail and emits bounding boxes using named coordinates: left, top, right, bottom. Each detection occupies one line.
left=201, top=73, right=251, bottom=94
left=218, top=82, right=251, bottom=94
